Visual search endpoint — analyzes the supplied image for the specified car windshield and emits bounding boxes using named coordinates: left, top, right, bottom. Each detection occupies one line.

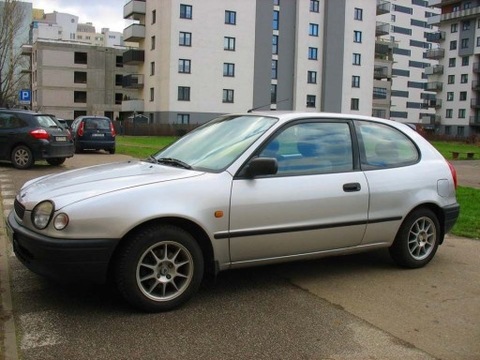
left=35, top=115, right=59, bottom=128
left=153, top=115, right=278, bottom=171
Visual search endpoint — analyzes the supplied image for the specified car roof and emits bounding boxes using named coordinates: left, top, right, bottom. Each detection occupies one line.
left=0, top=108, right=54, bottom=116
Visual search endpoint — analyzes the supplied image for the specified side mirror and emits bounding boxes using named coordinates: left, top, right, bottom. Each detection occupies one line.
left=244, top=157, right=278, bottom=178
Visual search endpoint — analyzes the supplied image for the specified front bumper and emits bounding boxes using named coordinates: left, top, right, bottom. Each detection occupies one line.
left=6, top=211, right=119, bottom=283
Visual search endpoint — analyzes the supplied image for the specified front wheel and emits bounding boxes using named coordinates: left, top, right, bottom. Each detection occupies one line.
left=389, top=208, right=440, bottom=268
left=115, top=224, right=204, bottom=312
left=11, top=145, right=34, bottom=169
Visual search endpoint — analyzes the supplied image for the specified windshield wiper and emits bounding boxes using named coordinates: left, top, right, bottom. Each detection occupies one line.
left=146, top=155, right=159, bottom=164
left=156, top=157, right=192, bottom=170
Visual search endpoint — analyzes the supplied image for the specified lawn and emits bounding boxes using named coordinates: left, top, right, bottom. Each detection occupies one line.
left=115, top=136, right=479, bottom=239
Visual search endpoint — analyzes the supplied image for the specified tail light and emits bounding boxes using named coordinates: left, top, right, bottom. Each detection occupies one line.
left=29, top=129, right=50, bottom=140
left=77, top=122, right=84, bottom=137
left=110, top=122, right=116, bottom=137
left=447, top=161, right=458, bottom=189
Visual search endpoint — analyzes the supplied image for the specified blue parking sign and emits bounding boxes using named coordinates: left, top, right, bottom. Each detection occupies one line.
left=19, top=89, right=31, bottom=104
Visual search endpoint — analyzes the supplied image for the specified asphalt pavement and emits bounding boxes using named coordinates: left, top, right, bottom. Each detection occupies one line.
left=0, top=155, right=479, bottom=359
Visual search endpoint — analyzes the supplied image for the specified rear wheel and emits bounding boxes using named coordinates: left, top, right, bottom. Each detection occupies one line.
left=11, top=145, right=34, bottom=169
left=389, top=208, right=440, bottom=268
left=75, top=143, right=83, bottom=153
left=46, top=157, right=66, bottom=166
left=115, top=224, right=204, bottom=312
left=108, top=147, right=116, bottom=154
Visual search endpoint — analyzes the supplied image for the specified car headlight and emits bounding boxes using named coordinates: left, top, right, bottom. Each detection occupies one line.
left=31, top=201, right=54, bottom=229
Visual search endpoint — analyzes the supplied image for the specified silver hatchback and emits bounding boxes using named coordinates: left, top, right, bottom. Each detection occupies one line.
left=7, top=112, right=459, bottom=312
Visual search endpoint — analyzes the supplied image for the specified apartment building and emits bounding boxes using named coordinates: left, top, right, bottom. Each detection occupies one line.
left=427, top=0, right=480, bottom=137
left=30, top=41, right=139, bottom=120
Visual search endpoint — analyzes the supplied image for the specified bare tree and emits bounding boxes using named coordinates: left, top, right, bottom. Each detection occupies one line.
left=0, top=0, right=28, bottom=107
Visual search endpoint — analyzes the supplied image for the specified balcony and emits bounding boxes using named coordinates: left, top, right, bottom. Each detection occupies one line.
left=424, top=48, right=445, bottom=59
left=123, top=49, right=145, bottom=64
left=429, top=0, right=459, bottom=6
left=21, top=44, right=32, bottom=56
left=376, top=21, right=390, bottom=37
left=122, top=74, right=144, bottom=89
left=474, top=63, right=480, bottom=73
left=425, top=81, right=443, bottom=91
left=425, top=65, right=444, bottom=75
left=471, top=98, right=480, bottom=108
left=376, top=0, right=390, bottom=15
left=470, top=116, right=480, bottom=126
left=428, top=5, right=480, bottom=25
left=124, top=0, right=146, bottom=21
left=374, top=65, right=391, bottom=79
left=425, top=31, right=445, bottom=43
left=123, top=24, right=146, bottom=42
left=472, top=81, right=480, bottom=91
left=121, top=99, right=144, bottom=112
left=424, top=99, right=442, bottom=108
left=421, top=114, right=441, bottom=125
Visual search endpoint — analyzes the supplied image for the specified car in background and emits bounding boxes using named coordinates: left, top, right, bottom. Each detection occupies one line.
left=71, top=116, right=116, bottom=154
left=7, top=112, right=459, bottom=312
left=0, top=108, right=74, bottom=169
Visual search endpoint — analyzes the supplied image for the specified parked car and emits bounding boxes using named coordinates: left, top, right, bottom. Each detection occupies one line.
left=0, top=108, right=74, bottom=169
left=7, top=112, right=459, bottom=312
left=71, top=115, right=116, bottom=154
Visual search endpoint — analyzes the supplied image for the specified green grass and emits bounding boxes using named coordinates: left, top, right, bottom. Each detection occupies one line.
left=430, top=141, right=479, bottom=160
left=115, top=137, right=479, bottom=239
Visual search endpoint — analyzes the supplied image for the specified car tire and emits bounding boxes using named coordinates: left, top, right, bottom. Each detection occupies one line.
left=115, top=224, right=204, bottom=312
left=11, top=145, right=34, bottom=169
left=108, top=148, right=116, bottom=154
left=389, top=208, right=440, bottom=269
left=46, top=157, right=66, bottom=166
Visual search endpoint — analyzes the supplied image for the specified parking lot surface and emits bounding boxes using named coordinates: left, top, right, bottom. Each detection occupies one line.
left=1, top=154, right=479, bottom=359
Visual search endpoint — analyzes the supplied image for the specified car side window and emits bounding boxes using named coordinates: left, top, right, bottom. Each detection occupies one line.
left=356, top=122, right=419, bottom=169
left=0, top=114, right=23, bottom=129
left=259, top=122, right=353, bottom=175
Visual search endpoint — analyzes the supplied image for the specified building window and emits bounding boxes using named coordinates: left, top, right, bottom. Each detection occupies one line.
left=179, top=31, right=192, bottom=46
left=180, top=4, right=192, bottom=19
left=272, top=60, right=278, bottom=79
left=223, top=89, right=234, bottom=103
left=225, top=10, right=236, bottom=25
left=457, top=126, right=465, bottom=136
left=115, top=93, right=122, bottom=105
left=446, top=109, right=453, bottom=118
left=150, top=87, right=154, bottom=101
left=272, top=35, right=278, bottom=54
left=74, top=52, right=87, bottom=64
left=462, top=56, right=469, bottom=66
left=273, top=10, right=279, bottom=30
left=271, top=84, right=277, bottom=103
left=354, top=30, right=362, bottom=43
left=447, top=92, right=454, bottom=101
left=178, top=59, right=191, bottom=73
left=151, top=36, right=156, bottom=50
left=306, top=95, right=316, bottom=108
left=450, top=40, right=457, bottom=50
left=310, top=0, right=319, bottom=12
left=152, top=10, right=156, bottom=24
left=354, top=8, right=363, bottom=20
left=353, top=53, right=361, bottom=65
left=178, top=86, right=191, bottom=101
left=449, top=58, right=456, bottom=67
left=458, top=109, right=466, bottom=118
left=308, top=47, right=318, bottom=60
left=74, top=91, right=87, bottom=103
left=351, top=98, right=359, bottom=110
left=223, top=63, right=235, bottom=77
left=116, top=56, right=123, bottom=67
left=224, top=36, right=236, bottom=51
left=308, top=71, right=317, bottom=84
left=373, top=87, right=387, bottom=99
left=115, top=74, right=122, bottom=86
left=352, top=75, right=360, bottom=88
left=461, top=74, right=468, bottom=83
left=459, top=91, right=467, bottom=101
left=309, top=23, right=319, bottom=36
left=461, top=38, right=469, bottom=48
left=391, top=14, right=396, bottom=22
left=451, top=23, right=458, bottom=33
left=74, top=71, right=87, bottom=84
left=477, top=37, right=480, bottom=47
left=448, top=75, right=455, bottom=84
left=274, top=0, right=280, bottom=5
left=463, top=20, right=471, bottom=30
left=177, top=114, right=190, bottom=124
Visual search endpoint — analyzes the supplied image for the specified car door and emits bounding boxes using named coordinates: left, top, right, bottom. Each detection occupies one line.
left=0, top=112, right=22, bottom=160
left=229, top=120, right=369, bottom=263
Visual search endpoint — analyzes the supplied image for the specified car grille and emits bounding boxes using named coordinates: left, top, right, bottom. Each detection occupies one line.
left=14, top=198, right=25, bottom=220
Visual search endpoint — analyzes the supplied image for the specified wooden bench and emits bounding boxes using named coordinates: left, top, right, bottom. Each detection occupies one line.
left=452, top=151, right=476, bottom=160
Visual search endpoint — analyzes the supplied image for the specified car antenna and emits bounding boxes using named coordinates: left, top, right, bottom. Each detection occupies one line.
left=247, top=98, right=289, bottom=113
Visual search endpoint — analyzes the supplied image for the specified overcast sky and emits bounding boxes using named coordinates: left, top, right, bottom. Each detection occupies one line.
left=29, top=0, right=129, bottom=33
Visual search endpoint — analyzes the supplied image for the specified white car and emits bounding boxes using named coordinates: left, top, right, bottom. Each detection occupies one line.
left=7, top=112, right=460, bottom=312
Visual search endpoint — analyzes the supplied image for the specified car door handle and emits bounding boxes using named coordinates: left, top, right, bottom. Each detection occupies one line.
left=343, top=183, right=361, bottom=192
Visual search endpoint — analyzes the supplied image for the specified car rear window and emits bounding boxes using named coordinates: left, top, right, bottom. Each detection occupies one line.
left=84, top=118, right=111, bottom=130
left=34, top=115, right=58, bottom=128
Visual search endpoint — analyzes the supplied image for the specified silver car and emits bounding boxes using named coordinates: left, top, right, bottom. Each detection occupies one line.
left=7, top=112, right=460, bottom=312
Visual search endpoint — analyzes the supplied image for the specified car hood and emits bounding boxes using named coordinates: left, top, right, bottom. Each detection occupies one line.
left=19, top=160, right=204, bottom=210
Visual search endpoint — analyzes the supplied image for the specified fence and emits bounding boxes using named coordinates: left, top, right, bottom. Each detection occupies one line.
left=114, top=121, right=200, bottom=137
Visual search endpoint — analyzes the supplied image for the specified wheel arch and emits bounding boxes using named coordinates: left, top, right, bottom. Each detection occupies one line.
left=405, top=202, right=446, bottom=244
left=108, top=216, right=216, bottom=281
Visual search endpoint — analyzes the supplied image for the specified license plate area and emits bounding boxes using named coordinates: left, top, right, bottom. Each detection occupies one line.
left=91, top=133, right=105, bottom=138
left=55, top=136, right=67, bottom=142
